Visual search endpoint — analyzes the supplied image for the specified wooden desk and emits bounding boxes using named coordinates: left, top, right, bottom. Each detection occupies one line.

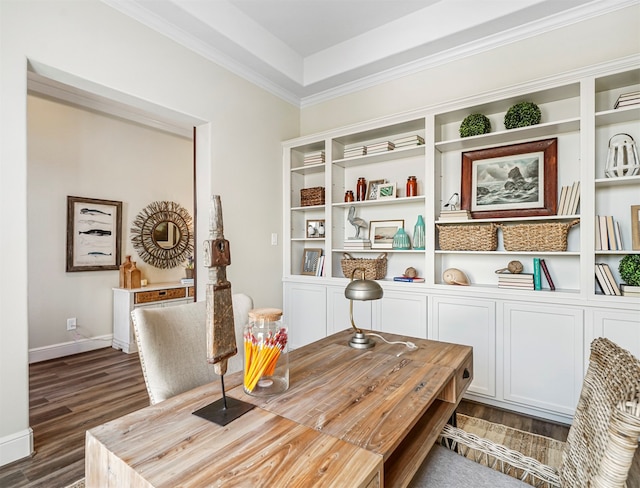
left=86, top=330, right=472, bottom=487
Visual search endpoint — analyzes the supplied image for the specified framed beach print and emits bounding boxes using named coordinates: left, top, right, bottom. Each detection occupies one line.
left=461, top=138, right=557, bottom=219
left=366, top=179, right=386, bottom=200
left=301, top=248, right=322, bottom=275
left=369, top=220, right=404, bottom=249
left=66, top=196, right=122, bottom=272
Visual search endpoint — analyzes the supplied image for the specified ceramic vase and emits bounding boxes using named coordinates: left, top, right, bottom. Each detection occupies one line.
left=392, top=228, right=411, bottom=250
left=413, top=215, right=425, bottom=250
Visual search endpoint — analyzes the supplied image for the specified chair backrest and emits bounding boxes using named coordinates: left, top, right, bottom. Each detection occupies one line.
left=560, top=337, right=640, bottom=487
left=131, top=293, right=253, bottom=405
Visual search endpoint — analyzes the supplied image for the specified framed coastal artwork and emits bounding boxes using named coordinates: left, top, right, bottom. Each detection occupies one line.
left=66, top=196, right=122, bottom=272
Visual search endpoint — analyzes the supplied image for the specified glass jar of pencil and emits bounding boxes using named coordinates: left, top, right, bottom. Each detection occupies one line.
left=243, top=308, right=289, bottom=396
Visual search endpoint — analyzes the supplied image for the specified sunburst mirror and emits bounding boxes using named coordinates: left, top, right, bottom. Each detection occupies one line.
left=130, top=201, right=194, bottom=269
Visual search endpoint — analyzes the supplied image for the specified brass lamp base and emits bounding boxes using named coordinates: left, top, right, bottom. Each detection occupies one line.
left=349, top=331, right=375, bottom=349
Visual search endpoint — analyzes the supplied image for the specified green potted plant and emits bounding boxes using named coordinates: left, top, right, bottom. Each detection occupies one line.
left=459, top=113, right=491, bottom=138
left=618, top=254, right=640, bottom=294
left=185, top=255, right=195, bottom=279
left=504, top=101, right=541, bottom=129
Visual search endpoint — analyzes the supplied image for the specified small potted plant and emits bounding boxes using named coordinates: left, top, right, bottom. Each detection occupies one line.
left=459, top=113, right=491, bottom=138
left=618, top=254, right=640, bottom=295
left=185, top=256, right=194, bottom=279
left=504, top=101, right=541, bottom=129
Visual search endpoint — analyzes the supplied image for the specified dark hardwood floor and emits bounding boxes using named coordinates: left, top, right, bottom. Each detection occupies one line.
left=4, top=346, right=631, bottom=488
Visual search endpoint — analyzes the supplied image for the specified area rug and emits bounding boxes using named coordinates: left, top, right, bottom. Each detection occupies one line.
left=456, top=413, right=565, bottom=484
left=65, top=416, right=564, bottom=488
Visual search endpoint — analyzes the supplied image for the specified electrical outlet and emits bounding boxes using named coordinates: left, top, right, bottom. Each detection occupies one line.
left=271, top=233, right=278, bottom=245
left=67, top=318, right=77, bottom=331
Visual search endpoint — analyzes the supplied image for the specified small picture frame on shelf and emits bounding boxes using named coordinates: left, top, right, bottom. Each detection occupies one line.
left=376, top=182, right=396, bottom=200
left=301, top=248, right=322, bottom=275
left=631, top=205, right=640, bottom=251
left=306, top=219, right=325, bottom=238
left=369, top=220, right=404, bottom=249
left=366, top=179, right=385, bottom=200
left=461, top=138, right=557, bottom=219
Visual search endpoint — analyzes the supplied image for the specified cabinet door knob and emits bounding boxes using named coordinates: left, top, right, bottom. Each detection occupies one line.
left=463, top=368, right=470, bottom=379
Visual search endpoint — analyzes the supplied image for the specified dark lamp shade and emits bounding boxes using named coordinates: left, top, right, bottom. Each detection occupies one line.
left=344, top=279, right=383, bottom=301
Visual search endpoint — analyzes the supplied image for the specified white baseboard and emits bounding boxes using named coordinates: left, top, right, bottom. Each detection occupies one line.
left=28, top=334, right=114, bottom=363
left=0, top=428, right=33, bottom=467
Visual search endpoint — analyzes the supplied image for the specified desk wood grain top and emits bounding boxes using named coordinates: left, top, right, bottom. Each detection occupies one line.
left=86, top=330, right=472, bottom=488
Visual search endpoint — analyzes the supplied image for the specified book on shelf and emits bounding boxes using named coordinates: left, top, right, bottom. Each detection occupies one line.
left=365, top=141, right=395, bottom=153
left=315, top=256, right=325, bottom=277
left=533, top=258, right=542, bottom=290
left=497, top=273, right=534, bottom=281
left=560, top=180, right=580, bottom=215
left=181, top=278, right=194, bottom=285
left=498, top=280, right=535, bottom=290
left=343, top=146, right=366, bottom=158
left=620, top=284, right=640, bottom=297
left=596, top=215, right=623, bottom=251
left=393, top=276, right=425, bottom=282
left=614, top=91, right=640, bottom=109
left=595, top=263, right=621, bottom=296
left=393, top=135, right=424, bottom=148
left=539, top=259, right=555, bottom=291
left=438, top=209, right=471, bottom=221
left=557, top=185, right=569, bottom=215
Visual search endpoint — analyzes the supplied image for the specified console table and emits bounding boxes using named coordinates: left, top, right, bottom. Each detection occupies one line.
left=87, top=330, right=472, bottom=487
left=112, top=282, right=194, bottom=353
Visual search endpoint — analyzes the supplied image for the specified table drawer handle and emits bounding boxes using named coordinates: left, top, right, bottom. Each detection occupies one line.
left=463, top=368, right=470, bottom=379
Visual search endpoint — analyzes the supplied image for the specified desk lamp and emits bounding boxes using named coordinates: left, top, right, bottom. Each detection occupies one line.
left=344, top=268, right=383, bottom=349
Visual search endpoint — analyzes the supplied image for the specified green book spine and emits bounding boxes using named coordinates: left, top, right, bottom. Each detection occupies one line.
left=533, top=258, right=542, bottom=290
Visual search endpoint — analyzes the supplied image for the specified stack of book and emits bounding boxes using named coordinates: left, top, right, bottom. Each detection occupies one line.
left=557, top=181, right=580, bottom=215
left=595, top=263, right=621, bottom=295
left=303, top=151, right=325, bottom=165
left=365, top=141, right=395, bottom=154
left=596, top=215, right=624, bottom=250
left=533, top=257, right=555, bottom=291
left=438, top=210, right=471, bottom=221
left=620, top=284, right=640, bottom=297
left=315, top=256, right=325, bottom=277
left=498, top=272, right=535, bottom=290
left=181, top=278, right=194, bottom=285
left=393, top=135, right=424, bottom=148
left=343, top=145, right=366, bottom=158
left=344, top=238, right=371, bottom=250
left=614, top=91, right=640, bottom=109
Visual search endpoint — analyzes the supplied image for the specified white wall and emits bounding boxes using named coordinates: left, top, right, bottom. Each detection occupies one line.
left=300, top=4, right=640, bottom=134
left=1, top=0, right=298, bottom=466
left=27, top=94, right=192, bottom=357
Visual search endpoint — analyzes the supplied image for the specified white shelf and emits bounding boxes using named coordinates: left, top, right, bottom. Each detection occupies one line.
left=594, top=175, right=640, bottom=187
left=291, top=163, right=325, bottom=175
left=435, top=250, right=580, bottom=256
left=333, top=196, right=425, bottom=207
left=435, top=118, right=580, bottom=152
left=333, top=145, right=425, bottom=167
left=436, top=215, right=580, bottom=224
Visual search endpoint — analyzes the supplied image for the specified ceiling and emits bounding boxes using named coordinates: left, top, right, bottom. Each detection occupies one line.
left=99, top=0, right=632, bottom=106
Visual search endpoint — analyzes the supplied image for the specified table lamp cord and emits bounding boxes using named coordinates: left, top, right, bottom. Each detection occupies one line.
left=366, top=332, right=417, bottom=350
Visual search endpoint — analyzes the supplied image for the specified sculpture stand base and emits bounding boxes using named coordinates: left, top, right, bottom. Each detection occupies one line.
left=193, top=396, right=255, bottom=426
left=348, top=331, right=375, bottom=349
left=193, top=374, right=254, bottom=426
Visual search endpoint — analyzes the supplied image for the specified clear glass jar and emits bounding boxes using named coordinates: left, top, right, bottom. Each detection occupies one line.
left=243, top=308, right=289, bottom=396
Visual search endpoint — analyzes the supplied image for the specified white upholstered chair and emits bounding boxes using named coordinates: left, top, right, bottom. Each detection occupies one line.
left=131, top=293, right=253, bottom=405
left=410, top=337, right=640, bottom=488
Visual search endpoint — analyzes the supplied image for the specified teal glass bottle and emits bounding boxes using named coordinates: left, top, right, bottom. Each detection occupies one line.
left=392, top=228, right=411, bottom=250
left=413, top=215, right=425, bottom=250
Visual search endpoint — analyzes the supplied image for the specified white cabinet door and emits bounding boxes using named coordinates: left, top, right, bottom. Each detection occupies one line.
left=373, top=290, right=427, bottom=338
left=503, top=303, right=584, bottom=416
left=432, top=296, right=495, bottom=397
left=591, top=309, right=640, bottom=358
left=327, top=285, right=372, bottom=336
left=284, top=282, right=327, bottom=349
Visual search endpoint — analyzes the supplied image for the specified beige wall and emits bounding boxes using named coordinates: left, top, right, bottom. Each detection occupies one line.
left=1, top=0, right=298, bottom=465
left=300, top=4, right=640, bottom=135
left=27, top=94, right=193, bottom=353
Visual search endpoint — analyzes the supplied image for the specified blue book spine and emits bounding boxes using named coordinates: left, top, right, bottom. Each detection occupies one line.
left=533, top=258, right=542, bottom=290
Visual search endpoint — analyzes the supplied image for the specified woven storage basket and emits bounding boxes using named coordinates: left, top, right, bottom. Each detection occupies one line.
left=500, top=219, right=579, bottom=252
left=437, top=223, right=498, bottom=251
left=300, top=187, right=325, bottom=207
left=341, top=253, right=387, bottom=280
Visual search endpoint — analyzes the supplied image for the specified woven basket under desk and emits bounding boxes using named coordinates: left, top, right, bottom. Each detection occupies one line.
left=499, top=219, right=579, bottom=252
left=436, top=223, right=498, bottom=251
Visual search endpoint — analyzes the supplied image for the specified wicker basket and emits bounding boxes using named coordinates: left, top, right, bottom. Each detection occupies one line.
left=437, top=223, right=498, bottom=251
left=300, top=187, right=325, bottom=207
left=500, top=219, right=579, bottom=252
left=341, top=253, right=387, bottom=280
